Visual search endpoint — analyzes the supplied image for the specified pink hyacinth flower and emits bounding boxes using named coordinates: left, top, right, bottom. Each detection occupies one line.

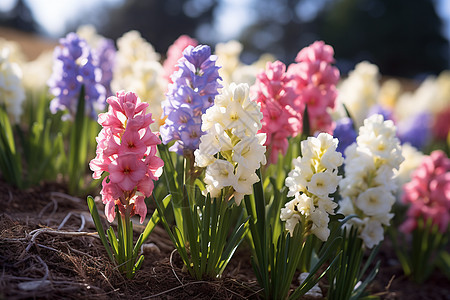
left=401, top=150, right=450, bottom=233
left=251, top=60, right=301, bottom=164
left=287, top=40, right=340, bottom=134
left=163, top=35, right=198, bottom=84
left=90, top=90, right=163, bottom=223
left=109, top=154, right=147, bottom=191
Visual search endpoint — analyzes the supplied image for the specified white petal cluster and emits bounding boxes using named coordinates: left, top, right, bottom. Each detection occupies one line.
left=336, top=61, right=380, bottom=127
left=0, top=38, right=26, bottom=64
left=0, top=48, right=25, bottom=123
left=195, top=82, right=266, bottom=205
left=395, top=71, right=450, bottom=122
left=215, top=40, right=274, bottom=86
left=21, top=50, right=53, bottom=92
left=215, top=40, right=242, bottom=85
left=281, top=133, right=344, bottom=241
left=111, top=30, right=166, bottom=131
left=394, top=143, right=424, bottom=198
left=338, top=114, right=404, bottom=248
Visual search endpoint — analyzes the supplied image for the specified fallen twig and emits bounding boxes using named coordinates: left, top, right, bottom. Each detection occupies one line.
left=169, top=248, right=183, bottom=285
left=25, top=228, right=98, bottom=252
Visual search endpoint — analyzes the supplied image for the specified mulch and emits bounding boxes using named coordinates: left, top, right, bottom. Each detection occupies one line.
left=0, top=179, right=449, bottom=299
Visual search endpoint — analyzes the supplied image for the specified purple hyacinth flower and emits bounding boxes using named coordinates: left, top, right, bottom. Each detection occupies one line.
left=333, top=117, right=357, bottom=156
left=92, top=38, right=116, bottom=97
left=47, top=32, right=107, bottom=120
left=367, top=104, right=394, bottom=121
left=161, top=44, right=222, bottom=155
left=397, top=112, right=431, bottom=150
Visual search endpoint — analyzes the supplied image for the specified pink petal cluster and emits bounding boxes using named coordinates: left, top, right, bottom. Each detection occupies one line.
left=287, top=41, right=340, bottom=134
left=163, top=35, right=198, bottom=84
left=401, top=150, right=450, bottom=233
left=432, top=106, right=450, bottom=141
left=89, top=91, right=164, bottom=223
left=250, top=61, right=301, bottom=164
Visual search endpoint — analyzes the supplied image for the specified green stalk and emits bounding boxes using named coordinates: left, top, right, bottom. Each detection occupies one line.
left=68, top=85, right=87, bottom=194
left=86, top=196, right=115, bottom=263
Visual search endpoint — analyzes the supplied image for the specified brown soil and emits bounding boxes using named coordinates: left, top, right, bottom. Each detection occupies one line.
left=1, top=179, right=449, bottom=299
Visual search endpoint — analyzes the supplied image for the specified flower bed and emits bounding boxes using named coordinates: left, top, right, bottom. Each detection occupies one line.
left=0, top=26, right=449, bottom=299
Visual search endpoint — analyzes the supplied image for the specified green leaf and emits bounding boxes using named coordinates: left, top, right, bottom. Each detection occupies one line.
left=133, top=194, right=171, bottom=257
left=301, top=104, right=310, bottom=140
left=133, top=255, right=145, bottom=273
left=86, top=196, right=115, bottom=263
left=68, top=85, right=87, bottom=194
left=0, top=105, right=22, bottom=187
left=107, top=226, right=119, bottom=257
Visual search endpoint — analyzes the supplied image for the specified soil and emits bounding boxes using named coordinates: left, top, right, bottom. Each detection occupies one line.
left=0, top=178, right=449, bottom=300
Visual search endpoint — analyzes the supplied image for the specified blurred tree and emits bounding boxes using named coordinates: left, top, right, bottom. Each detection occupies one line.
left=94, top=0, right=217, bottom=56
left=239, top=0, right=327, bottom=64
left=0, top=0, right=39, bottom=33
left=238, top=0, right=449, bottom=77
left=318, top=0, right=450, bottom=77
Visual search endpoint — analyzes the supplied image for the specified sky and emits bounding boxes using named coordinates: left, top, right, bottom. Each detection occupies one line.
left=1, top=0, right=450, bottom=42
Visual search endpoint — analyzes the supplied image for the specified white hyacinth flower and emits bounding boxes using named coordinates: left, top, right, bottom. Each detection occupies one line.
left=0, top=48, right=25, bottom=123
left=232, top=134, right=267, bottom=171
left=111, top=30, right=165, bottom=131
left=308, top=172, right=341, bottom=197
left=355, top=187, right=394, bottom=216
left=282, top=132, right=343, bottom=241
left=204, top=160, right=236, bottom=195
left=336, top=61, right=380, bottom=128
left=360, top=219, right=384, bottom=249
left=232, top=165, right=260, bottom=205
left=195, top=83, right=266, bottom=204
left=338, top=114, right=404, bottom=248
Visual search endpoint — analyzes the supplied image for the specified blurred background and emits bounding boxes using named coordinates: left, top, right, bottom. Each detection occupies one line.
left=0, top=0, right=449, bottom=78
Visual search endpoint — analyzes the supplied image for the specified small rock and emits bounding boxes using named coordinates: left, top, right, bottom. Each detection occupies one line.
left=18, top=280, right=51, bottom=291
left=142, top=243, right=161, bottom=255
left=298, top=272, right=323, bottom=298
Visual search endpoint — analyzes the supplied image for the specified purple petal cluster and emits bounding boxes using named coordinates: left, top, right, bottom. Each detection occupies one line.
left=48, top=32, right=106, bottom=119
left=397, top=112, right=431, bottom=150
left=333, top=117, right=357, bottom=156
left=160, top=45, right=222, bottom=155
left=367, top=104, right=394, bottom=122
left=92, top=38, right=116, bottom=97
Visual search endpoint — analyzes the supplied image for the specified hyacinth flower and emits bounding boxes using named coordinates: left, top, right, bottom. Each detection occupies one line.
left=287, top=40, right=340, bottom=134
left=92, top=38, right=116, bottom=97
left=250, top=60, right=301, bottom=164
left=432, top=106, right=450, bottom=141
left=338, top=114, right=404, bottom=248
left=336, top=61, right=380, bottom=128
left=47, top=32, right=108, bottom=194
left=0, top=47, right=25, bottom=187
left=156, top=45, right=223, bottom=252
left=155, top=83, right=262, bottom=279
left=76, top=24, right=116, bottom=97
left=160, top=44, right=222, bottom=157
left=88, top=90, right=166, bottom=279
left=195, top=82, right=266, bottom=204
left=327, top=114, right=404, bottom=299
left=390, top=150, right=450, bottom=283
left=333, top=117, right=357, bottom=157
left=48, top=32, right=106, bottom=120
left=243, top=133, right=344, bottom=299
left=282, top=132, right=344, bottom=241
left=0, top=47, right=25, bottom=124
left=397, top=112, right=432, bottom=150
left=162, top=34, right=198, bottom=84
left=112, top=31, right=166, bottom=131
